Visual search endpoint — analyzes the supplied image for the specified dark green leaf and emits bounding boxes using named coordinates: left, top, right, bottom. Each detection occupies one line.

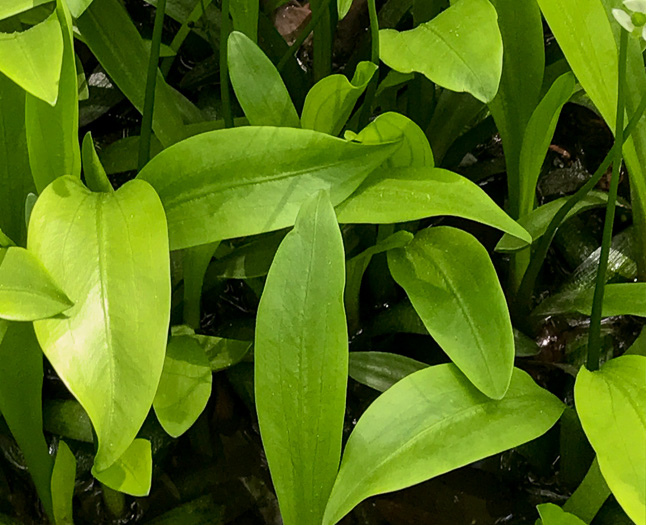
left=534, top=283, right=646, bottom=317
left=348, top=352, right=428, bottom=392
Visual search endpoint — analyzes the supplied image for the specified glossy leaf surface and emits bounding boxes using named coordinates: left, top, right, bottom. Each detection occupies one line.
left=137, top=127, right=397, bottom=250
left=388, top=226, right=514, bottom=399
left=535, top=283, right=646, bottom=317
left=0, top=247, right=73, bottom=322
left=537, top=503, right=586, bottom=525
left=29, top=176, right=171, bottom=472
left=322, top=365, right=564, bottom=525
left=51, top=441, right=76, bottom=525
left=337, top=167, right=531, bottom=243
left=379, top=0, right=503, bottom=103
left=255, top=192, right=347, bottom=525
left=348, top=352, right=428, bottom=392
left=92, top=439, right=153, bottom=497
left=302, top=61, right=378, bottom=136
left=228, top=31, right=298, bottom=127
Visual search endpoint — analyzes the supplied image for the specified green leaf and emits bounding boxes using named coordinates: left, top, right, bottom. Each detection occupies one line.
left=534, top=283, right=646, bottom=317
left=82, top=132, right=113, bottom=193
left=496, top=191, right=611, bottom=252
left=348, top=352, right=428, bottom=392
left=0, top=10, right=63, bottom=105
left=379, top=0, right=503, bottom=103
left=537, top=503, right=587, bottom=525
left=153, top=333, right=213, bottom=438
left=302, top=61, right=378, bottom=136
left=322, top=365, right=564, bottom=525
left=183, top=242, right=219, bottom=328
left=228, top=31, right=299, bottom=127
left=51, top=441, right=76, bottom=525
left=29, top=176, right=171, bottom=472
left=137, top=127, right=398, bottom=250
left=388, top=226, right=514, bottom=399
left=66, top=0, right=95, bottom=18
left=44, top=399, right=93, bottom=443
left=563, top=458, right=611, bottom=523
left=25, top=1, right=81, bottom=193
left=255, top=192, right=347, bottom=525
left=0, top=247, right=73, bottom=321
left=336, top=167, right=531, bottom=244
left=575, top=356, right=646, bottom=525
left=230, top=0, right=259, bottom=41
left=0, top=0, right=51, bottom=20
left=0, top=322, right=54, bottom=517
left=0, top=228, right=14, bottom=247
left=337, top=0, right=353, bottom=20
left=92, top=439, right=153, bottom=497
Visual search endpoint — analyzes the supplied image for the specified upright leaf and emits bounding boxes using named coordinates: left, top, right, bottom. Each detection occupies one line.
left=322, top=365, right=564, bottom=525
left=230, top=0, right=259, bottom=42
left=82, top=132, right=113, bottom=193
left=29, top=176, right=171, bottom=472
left=92, top=439, right=153, bottom=497
left=388, top=226, right=514, bottom=398
left=137, top=127, right=398, bottom=250
left=228, top=31, right=299, bottom=127
left=255, top=192, right=347, bottom=525
left=575, top=356, right=646, bottom=525
left=379, top=0, right=503, bottom=103
left=183, top=242, right=219, bottom=328
left=51, top=441, right=76, bottom=525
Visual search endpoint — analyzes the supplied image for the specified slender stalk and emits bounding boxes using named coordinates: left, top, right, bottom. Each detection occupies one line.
left=358, top=0, right=379, bottom=128
left=219, top=0, right=234, bottom=128
left=587, top=30, right=628, bottom=370
left=138, top=0, right=167, bottom=172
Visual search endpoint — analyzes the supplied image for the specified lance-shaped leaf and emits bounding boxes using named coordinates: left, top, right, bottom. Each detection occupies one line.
left=575, top=356, right=646, bottom=525
left=534, top=283, right=646, bottom=317
left=348, top=352, right=428, bottom=392
left=230, top=0, right=259, bottom=41
left=51, top=441, right=76, bottom=525
left=322, top=365, right=564, bottom=525
left=228, top=31, right=298, bottom=127
left=255, top=192, right=348, bottom=525
left=388, top=226, right=514, bottom=399
left=0, top=10, right=63, bottom=105
left=379, top=0, right=503, bottom=103
left=0, top=247, right=73, bottom=322
left=537, top=503, right=586, bottom=525
left=0, top=0, right=50, bottom=19
left=302, top=61, right=378, bottom=136
left=137, top=127, right=398, bottom=250
left=29, top=176, right=171, bottom=472
left=92, top=439, right=153, bottom=497
left=336, top=167, right=531, bottom=243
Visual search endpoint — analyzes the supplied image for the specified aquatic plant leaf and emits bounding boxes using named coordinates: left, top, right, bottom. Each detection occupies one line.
left=534, top=283, right=646, bottom=317
left=51, top=441, right=76, bottom=525
left=82, top=132, right=113, bottom=193
left=348, top=352, right=428, bottom=392
left=92, top=439, right=153, bottom=497
left=537, top=503, right=587, bottom=525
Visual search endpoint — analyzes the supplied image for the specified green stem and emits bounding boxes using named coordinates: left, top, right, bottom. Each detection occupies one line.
left=587, top=29, right=628, bottom=370
left=358, top=0, right=379, bottom=129
left=138, top=0, right=166, bottom=172
left=219, top=0, right=234, bottom=128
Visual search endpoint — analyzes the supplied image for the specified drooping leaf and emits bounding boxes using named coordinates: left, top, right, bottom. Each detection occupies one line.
left=25, top=1, right=81, bottom=193
left=137, top=127, right=398, bottom=250
left=336, top=167, right=531, bottom=243
left=388, top=226, right=514, bottom=399
left=92, top=439, right=153, bottom=497
left=534, top=283, right=646, bottom=317
left=51, top=441, right=76, bottom=525
left=153, top=333, right=213, bottom=438
left=29, top=176, right=171, bottom=472
left=230, top=0, right=259, bottom=42
left=537, top=503, right=587, bottom=525
left=228, top=31, right=299, bottom=127
left=302, top=61, right=378, bottom=136
left=82, top=132, right=113, bottom=193
left=379, top=0, right=503, bottom=103
left=255, top=192, right=348, bottom=525
left=322, top=365, right=565, bottom=525
left=0, top=322, right=54, bottom=517
left=575, top=356, right=646, bottom=525
left=0, top=10, right=63, bottom=105
left=0, top=247, right=73, bottom=322
left=348, top=352, right=428, bottom=392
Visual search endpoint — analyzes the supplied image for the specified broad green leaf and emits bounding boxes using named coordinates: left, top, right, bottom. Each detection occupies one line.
left=29, top=176, right=171, bottom=472
left=255, top=192, right=347, bottom=525
left=0, top=246, right=73, bottom=321
left=230, top=0, right=258, bottom=41
left=201, top=336, right=252, bottom=371
left=487, top=0, right=544, bottom=217
left=302, top=61, right=378, bottom=136
left=496, top=191, right=611, bottom=252
left=0, top=10, right=63, bottom=105
left=25, top=1, right=81, bottom=193
left=518, top=72, right=575, bottom=217
left=534, top=283, right=646, bottom=317
left=379, top=0, right=503, bottom=103
left=51, top=441, right=76, bottom=525
left=0, top=0, right=51, bottom=19
left=66, top=0, right=95, bottom=18
left=92, top=439, right=153, bottom=497
left=82, top=132, right=113, bottom=193
left=153, top=333, right=213, bottom=437
left=137, top=127, right=398, bottom=250
left=563, top=458, right=611, bottom=523
left=228, top=31, right=299, bottom=127
left=322, top=365, right=565, bottom=525
left=575, top=356, right=646, bottom=525
left=348, top=352, right=428, bottom=392
left=336, top=167, right=531, bottom=244
left=537, top=503, right=586, bottom=525
left=183, top=242, right=219, bottom=328
left=388, top=226, right=514, bottom=399
left=0, top=73, right=34, bottom=245
left=345, top=112, right=434, bottom=167
left=0, top=322, right=54, bottom=517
